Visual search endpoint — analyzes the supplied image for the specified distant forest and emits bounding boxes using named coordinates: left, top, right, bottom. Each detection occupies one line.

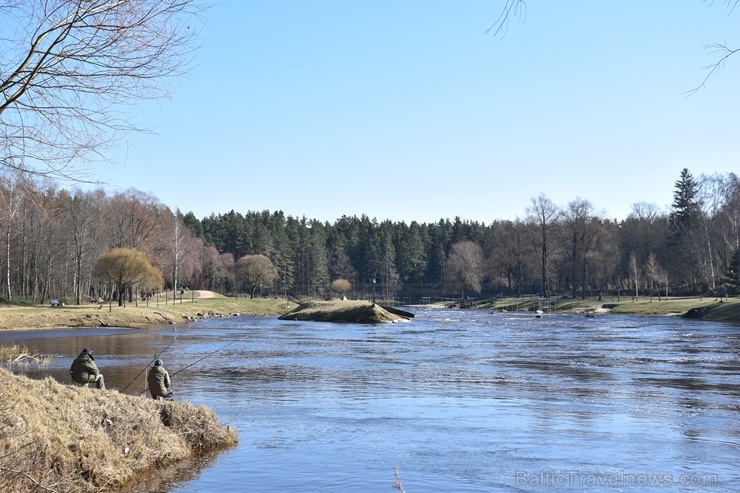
left=1, top=168, right=739, bottom=305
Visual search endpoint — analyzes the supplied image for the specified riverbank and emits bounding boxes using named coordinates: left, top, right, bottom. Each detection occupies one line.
left=0, top=367, right=237, bottom=493
left=480, top=296, right=740, bottom=321
left=0, top=291, right=297, bottom=330
left=3, top=293, right=738, bottom=330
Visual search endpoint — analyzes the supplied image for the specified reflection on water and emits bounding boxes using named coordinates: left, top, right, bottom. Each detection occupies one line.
left=3, top=309, right=740, bottom=492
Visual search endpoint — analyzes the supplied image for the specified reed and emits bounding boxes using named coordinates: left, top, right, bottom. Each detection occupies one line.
left=0, top=344, right=52, bottom=368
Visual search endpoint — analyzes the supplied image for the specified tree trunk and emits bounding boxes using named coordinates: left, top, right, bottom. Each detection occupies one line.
left=6, top=224, right=11, bottom=301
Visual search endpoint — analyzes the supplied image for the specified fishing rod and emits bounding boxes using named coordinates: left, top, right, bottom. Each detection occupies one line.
left=137, top=337, right=242, bottom=396
left=121, top=322, right=194, bottom=393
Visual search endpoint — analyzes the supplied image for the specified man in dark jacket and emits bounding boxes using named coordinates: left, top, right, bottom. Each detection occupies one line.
left=147, top=359, right=173, bottom=400
left=69, top=348, right=106, bottom=389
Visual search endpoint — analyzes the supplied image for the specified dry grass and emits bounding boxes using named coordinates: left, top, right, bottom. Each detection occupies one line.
left=278, top=300, right=409, bottom=323
left=0, top=344, right=52, bottom=368
left=0, top=368, right=237, bottom=493
left=0, top=296, right=297, bottom=331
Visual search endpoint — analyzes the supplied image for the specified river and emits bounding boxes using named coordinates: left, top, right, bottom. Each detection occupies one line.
left=3, top=307, right=739, bottom=492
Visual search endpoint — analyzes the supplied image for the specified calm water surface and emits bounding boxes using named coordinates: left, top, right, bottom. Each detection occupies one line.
left=4, top=307, right=740, bottom=492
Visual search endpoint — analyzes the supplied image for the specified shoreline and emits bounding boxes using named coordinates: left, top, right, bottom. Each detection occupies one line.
left=0, top=292, right=298, bottom=331
left=0, top=368, right=237, bottom=493
left=2, top=295, right=738, bottom=332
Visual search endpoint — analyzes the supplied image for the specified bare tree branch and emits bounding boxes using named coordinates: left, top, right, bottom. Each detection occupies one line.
left=490, top=1, right=738, bottom=96
left=685, top=41, right=740, bottom=97
left=485, top=0, right=526, bottom=37
left=1, top=0, right=206, bottom=181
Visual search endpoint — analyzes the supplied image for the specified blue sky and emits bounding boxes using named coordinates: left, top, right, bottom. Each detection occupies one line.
left=106, top=0, right=740, bottom=224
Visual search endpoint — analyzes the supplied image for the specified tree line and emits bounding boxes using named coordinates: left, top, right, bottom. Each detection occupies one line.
left=2, top=3, right=739, bottom=306
left=1, top=168, right=738, bottom=306
left=192, top=168, right=739, bottom=302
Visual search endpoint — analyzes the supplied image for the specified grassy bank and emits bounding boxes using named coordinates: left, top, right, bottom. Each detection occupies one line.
left=279, top=300, right=410, bottom=323
left=4, top=292, right=736, bottom=329
left=479, top=296, right=740, bottom=321
left=0, top=368, right=237, bottom=493
left=0, top=292, right=296, bottom=331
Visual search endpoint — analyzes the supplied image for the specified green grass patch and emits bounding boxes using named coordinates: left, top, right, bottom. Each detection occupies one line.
left=700, top=300, right=740, bottom=321
left=480, top=295, right=740, bottom=321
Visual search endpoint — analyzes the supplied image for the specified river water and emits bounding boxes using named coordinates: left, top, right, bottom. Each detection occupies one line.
left=3, top=307, right=740, bottom=492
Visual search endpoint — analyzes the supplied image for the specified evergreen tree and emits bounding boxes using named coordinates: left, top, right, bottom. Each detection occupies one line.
left=396, top=221, right=428, bottom=285
left=669, top=168, right=701, bottom=233
left=667, top=168, right=704, bottom=292
left=182, top=211, right=203, bottom=238
left=725, top=249, right=740, bottom=296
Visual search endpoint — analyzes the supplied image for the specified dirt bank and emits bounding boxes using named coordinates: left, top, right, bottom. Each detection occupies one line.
left=278, top=300, right=412, bottom=323
left=0, top=368, right=237, bottom=493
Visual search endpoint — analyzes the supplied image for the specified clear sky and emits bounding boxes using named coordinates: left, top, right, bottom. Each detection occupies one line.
left=105, top=0, right=740, bottom=224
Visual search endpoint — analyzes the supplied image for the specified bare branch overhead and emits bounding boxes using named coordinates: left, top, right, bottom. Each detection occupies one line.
left=0, top=0, right=205, bottom=181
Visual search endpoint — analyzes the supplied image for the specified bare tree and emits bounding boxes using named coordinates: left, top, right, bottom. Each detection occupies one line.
left=63, top=189, right=100, bottom=305
left=107, top=189, right=166, bottom=254
left=645, top=252, right=665, bottom=300
left=93, top=247, right=159, bottom=307
left=0, top=0, right=204, bottom=180
left=330, top=278, right=352, bottom=299
left=491, top=219, right=530, bottom=297
left=444, top=240, right=485, bottom=303
left=164, top=209, right=196, bottom=296
left=236, top=254, right=278, bottom=299
left=526, top=194, right=560, bottom=297
left=560, top=198, right=604, bottom=300
left=628, top=252, right=640, bottom=301
left=0, top=171, right=27, bottom=300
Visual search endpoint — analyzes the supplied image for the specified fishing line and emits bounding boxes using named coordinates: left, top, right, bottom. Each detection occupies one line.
left=169, top=339, right=240, bottom=377
left=121, top=322, right=194, bottom=393
left=137, top=337, right=245, bottom=397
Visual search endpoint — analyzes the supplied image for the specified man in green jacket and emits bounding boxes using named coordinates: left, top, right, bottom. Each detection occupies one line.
left=69, top=348, right=106, bottom=389
left=147, top=359, right=173, bottom=400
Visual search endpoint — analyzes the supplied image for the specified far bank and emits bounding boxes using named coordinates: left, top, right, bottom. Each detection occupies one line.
left=0, top=291, right=297, bottom=331
left=2, top=292, right=739, bottom=332
left=477, top=296, right=740, bottom=322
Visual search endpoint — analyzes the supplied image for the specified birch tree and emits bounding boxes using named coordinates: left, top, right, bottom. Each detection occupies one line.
left=0, top=172, right=26, bottom=300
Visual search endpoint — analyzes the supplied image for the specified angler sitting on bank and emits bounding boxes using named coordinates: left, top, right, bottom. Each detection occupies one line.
left=148, top=359, right=174, bottom=400
left=70, top=348, right=106, bottom=389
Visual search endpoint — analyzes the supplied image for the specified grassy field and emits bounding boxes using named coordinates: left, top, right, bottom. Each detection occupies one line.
left=0, top=291, right=297, bottom=331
